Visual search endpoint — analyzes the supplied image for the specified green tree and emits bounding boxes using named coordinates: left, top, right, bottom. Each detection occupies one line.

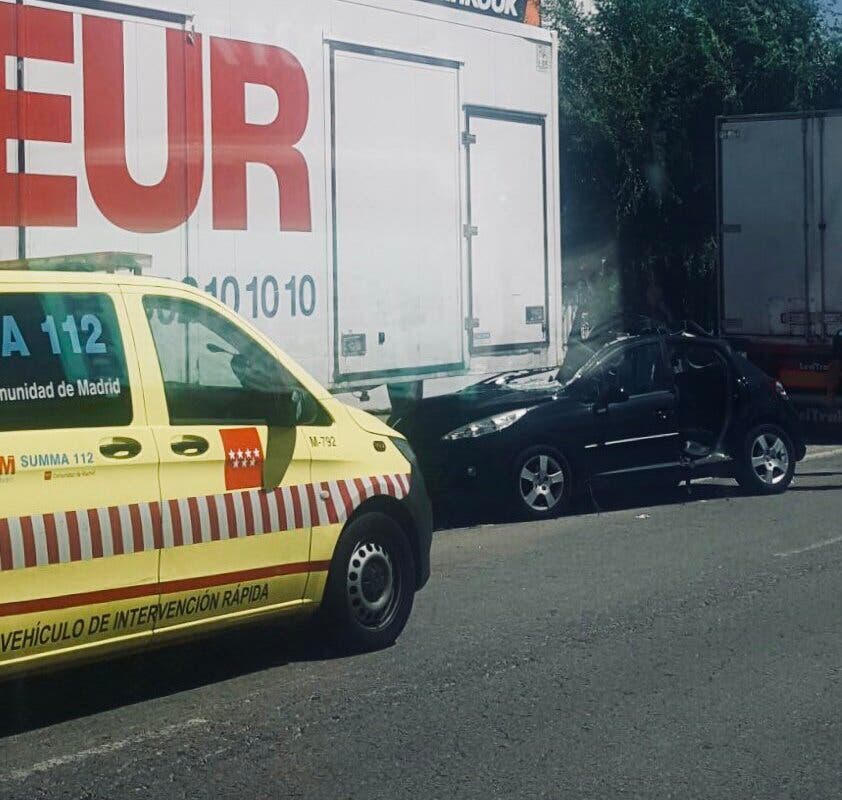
left=546, top=0, right=842, bottom=327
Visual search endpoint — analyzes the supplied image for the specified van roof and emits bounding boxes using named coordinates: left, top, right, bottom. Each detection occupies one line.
left=0, top=253, right=185, bottom=290
left=0, top=252, right=151, bottom=276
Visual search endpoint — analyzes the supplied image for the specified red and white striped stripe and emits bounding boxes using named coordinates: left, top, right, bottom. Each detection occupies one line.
left=0, top=473, right=410, bottom=573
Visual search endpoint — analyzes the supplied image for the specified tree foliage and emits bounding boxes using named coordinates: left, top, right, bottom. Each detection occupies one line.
left=545, top=0, right=842, bottom=326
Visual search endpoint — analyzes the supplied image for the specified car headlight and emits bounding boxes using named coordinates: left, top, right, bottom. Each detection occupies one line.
left=442, top=407, right=533, bottom=441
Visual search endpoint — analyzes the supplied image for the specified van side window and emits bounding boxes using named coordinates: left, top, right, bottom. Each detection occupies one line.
left=0, top=292, right=132, bottom=432
left=143, top=296, right=327, bottom=426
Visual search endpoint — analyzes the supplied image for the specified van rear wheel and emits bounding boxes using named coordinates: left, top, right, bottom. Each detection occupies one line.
left=321, top=512, right=416, bottom=652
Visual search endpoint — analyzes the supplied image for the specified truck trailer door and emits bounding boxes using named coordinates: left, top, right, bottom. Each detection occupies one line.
left=330, top=44, right=465, bottom=383
left=719, top=117, right=809, bottom=337
left=817, top=114, right=842, bottom=338
left=465, top=108, right=549, bottom=354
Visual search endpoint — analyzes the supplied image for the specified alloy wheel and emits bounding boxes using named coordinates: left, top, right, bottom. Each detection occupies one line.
left=519, top=453, right=565, bottom=512
left=750, top=433, right=790, bottom=486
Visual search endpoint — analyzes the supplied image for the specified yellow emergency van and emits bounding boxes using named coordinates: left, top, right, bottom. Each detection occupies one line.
left=0, top=253, right=432, bottom=678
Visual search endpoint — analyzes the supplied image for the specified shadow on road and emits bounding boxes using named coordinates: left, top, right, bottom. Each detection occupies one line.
left=435, top=461, right=842, bottom=530
left=434, top=480, right=742, bottom=530
left=797, top=471, right=842, bottom=478
left=0, top=620, right=348, bottom=739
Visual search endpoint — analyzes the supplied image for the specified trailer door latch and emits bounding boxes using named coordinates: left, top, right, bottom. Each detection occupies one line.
left=462, top=132, right=476, bottom=146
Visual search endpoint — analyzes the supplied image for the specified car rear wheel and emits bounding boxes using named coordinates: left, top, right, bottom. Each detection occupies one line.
left=735, top=424, right=796, bottom=495
left=320, top=512, right=416, bottom=652
left=512, top=446, right=570, bottom=520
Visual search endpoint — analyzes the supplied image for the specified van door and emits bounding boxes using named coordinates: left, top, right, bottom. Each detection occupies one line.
left=465, top=108, right=549, bottom=354
left=124, top=287, right=314, bottom=633
left=0, top=284, right=160, bottom=669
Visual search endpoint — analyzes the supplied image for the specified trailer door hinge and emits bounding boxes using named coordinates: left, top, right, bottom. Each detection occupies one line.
left=719, top=128, right=741, bottom=141
left=462, top=131, right=476, bottom=146
left=722, top=224, right=742, bottom=234
left=463, top=224, right=478, bottom=238
left=465, top=317, right=480, bottom=331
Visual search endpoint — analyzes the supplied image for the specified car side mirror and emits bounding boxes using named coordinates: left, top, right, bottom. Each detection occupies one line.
left=607, top=385, right=629, bottom=404
left=267, top=389, right=303, bottom=428
left=571, top=376, right=601, bottom=403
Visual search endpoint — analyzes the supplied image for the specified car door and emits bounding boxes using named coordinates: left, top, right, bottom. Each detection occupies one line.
left=669, top=341, right=732, bottom=453
left=124, top=286, right=315, bottom=634
left=0, top=282, right=160, bottom=671
left=592, top=340, right=681, bottom=476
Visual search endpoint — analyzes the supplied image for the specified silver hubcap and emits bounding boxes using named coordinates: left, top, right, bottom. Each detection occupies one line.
left=750, top=433, right=790, bottom=485
left=346, top=542, right=397, bottom=629
left=519, top=454, right=565, bottom=512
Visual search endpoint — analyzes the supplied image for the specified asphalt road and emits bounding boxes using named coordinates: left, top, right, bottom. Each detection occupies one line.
left=4, top=449, right=842, bottom=799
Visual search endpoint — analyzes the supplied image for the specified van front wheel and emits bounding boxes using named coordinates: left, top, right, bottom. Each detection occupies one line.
left=321, top=512, right=416, bottom=652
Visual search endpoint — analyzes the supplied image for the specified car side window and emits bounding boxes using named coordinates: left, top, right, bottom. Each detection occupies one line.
left=603, top=342, right=669, bottom=397
left=671, top=344, right=720, bottom=373
left=143, top=296, right=328, bottom=427
left=0, top=292, right=132, bottom=432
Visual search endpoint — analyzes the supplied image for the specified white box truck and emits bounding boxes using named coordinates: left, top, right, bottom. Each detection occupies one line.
left=717, top=110, right=842, bottom=425
left=0, top=0, right=562, bottom=403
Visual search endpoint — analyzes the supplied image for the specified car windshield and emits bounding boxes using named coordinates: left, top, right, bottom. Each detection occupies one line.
left=560, top=338, right=632, bottom=387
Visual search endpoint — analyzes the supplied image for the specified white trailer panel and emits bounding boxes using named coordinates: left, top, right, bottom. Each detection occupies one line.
left=466, top=109, right=548, bottom=352
left=719, top=117, right=807, bottom=337
left=819, top=115, right=842, bottom=325
left=1, top=0, right=561, bottom=391
left=331, top=46, right=464, bottom=380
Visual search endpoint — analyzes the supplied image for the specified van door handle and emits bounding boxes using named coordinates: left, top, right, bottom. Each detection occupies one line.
left=99, top=437, right=142, bottom=460
left=171, top=435, right=210, bottom=457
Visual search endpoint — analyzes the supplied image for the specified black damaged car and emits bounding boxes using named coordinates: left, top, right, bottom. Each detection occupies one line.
left=390, top=331, right=807, bottom=520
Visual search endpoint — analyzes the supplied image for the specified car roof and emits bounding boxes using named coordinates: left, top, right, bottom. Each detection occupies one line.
left=599, top=330, right=729, bottom=350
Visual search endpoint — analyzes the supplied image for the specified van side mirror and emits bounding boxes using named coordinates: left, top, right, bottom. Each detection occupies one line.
left=267, top=389, right=303, bottom=427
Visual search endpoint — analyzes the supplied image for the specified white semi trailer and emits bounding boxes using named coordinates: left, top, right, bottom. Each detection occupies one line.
left=0, top=0, right=561, bottom=403
left=718, top=110, right=842, bottom=424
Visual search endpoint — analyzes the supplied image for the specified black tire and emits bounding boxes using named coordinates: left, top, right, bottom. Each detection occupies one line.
left=320, top=512, right=416, bottom=652
left=734, top=424, right=796, bottom=495
left=511, top=445, right=571, bottom=521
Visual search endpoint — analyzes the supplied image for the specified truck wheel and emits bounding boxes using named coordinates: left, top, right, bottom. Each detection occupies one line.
left=512, top=446, right=570, bottom=520
left=321, top=512, right=416, bottom=652
left=735, top=424, right=796, bottom=495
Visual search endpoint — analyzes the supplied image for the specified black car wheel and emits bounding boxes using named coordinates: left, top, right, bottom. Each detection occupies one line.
left=320, top=512, right=416, bottom=652
left=735, top=424, right=796, bottom=495
left=512, top=446, right=570, bottom=520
